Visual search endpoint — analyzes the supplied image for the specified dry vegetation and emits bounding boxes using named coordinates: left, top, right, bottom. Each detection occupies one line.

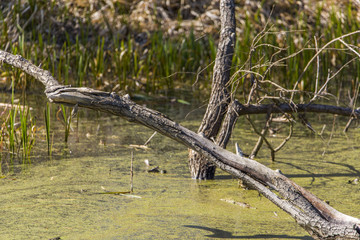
left=1, top=0, right=360, bottom=96
left=2, top=0, right=360, bottom=43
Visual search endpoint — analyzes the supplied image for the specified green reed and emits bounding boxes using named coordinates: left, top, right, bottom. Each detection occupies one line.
left=1, top=82, right=36, bottom=171
left=60, top=104, right=70, bottom=143
left=19, top=104, right=35, bottom=165
left=7, top=79, right=16, bottom=161
left=59, top=104, right=77, bottom=143
left=44, top=102, right=52, bottom=156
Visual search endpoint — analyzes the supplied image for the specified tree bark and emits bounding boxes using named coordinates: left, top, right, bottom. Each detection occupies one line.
left=188, top=0, right=236, bottom=179
left=231, top=101, right=360, bottom=117
left=1, top=49, right=360, bottom=239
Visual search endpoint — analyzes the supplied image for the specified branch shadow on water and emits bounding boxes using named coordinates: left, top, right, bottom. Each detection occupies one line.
left=214, top=159, right=360, bottom=181
left=183, top=225, right=313, bottom=239
left=274, top=160, right=360, bottom=183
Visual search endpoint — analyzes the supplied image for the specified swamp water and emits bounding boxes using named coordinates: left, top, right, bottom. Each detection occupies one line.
left=0, top=95, right=359, bottom=239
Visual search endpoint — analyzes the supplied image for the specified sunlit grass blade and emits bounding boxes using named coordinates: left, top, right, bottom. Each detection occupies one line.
left=44, top=102, right=52, bottom=156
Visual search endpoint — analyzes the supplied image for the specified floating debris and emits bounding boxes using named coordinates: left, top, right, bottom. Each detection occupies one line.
left=99, top=191, right=130, bottom=195
left=99, top=186, right=141, bottom=198
left=348, top=178, right=359, bottom=185
left=147, top=166, right=160, bottom=173
left=129, top=144, right=149, bottom=150
left=220, top=199, right=255, bottom=209
left=144, top=159, right=150, bottom=166
left=144, top=159, right=167, bottom=174
left=48, top=237, right=61, bottom=240
left=146, top=166, right=167, bottom=174
left=100, top=192, right=142, bottom=199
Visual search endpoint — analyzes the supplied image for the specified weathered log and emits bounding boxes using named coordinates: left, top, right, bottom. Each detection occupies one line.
left=1, top=49, right=359, bottom=239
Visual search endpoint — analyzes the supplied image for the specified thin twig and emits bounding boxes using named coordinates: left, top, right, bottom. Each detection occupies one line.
left=247, top=114, right=274, bottom=159
left=344, top=77, right=360, bottom=132
left=338, top=38, right=360, bottom=58
left=274, top=118, right=293, bottom=152
left=322, top=115, right=337, bottom=156
left=144, top=131, right=157, bottom=146
left=310, top=57, right=358, bottom=103
left=314, top=36, right=319, bottom=94
left=291, top=30, right=360, bottom=101
left=130, top=150, right=134, bottom=193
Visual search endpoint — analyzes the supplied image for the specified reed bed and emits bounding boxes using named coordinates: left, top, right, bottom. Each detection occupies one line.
left=0, top=1, right=359, bottom=95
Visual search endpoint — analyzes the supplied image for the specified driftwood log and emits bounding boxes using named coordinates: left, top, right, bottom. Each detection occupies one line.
left=1, top=49, right=360, bottom=239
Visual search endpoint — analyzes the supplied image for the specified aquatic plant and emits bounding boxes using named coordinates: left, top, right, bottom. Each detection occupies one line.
left=19, top=104, right=35, bottom=165
left=58, top=104, right=72, bottom=143
left=7, top=79, right=16, bottom=164
left=44, top=102, right=52, bottom=156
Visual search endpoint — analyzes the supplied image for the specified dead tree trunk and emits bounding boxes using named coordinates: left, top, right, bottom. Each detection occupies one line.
left=188, top=0, right=235, bottom=179
left=1, top=50, right=360, bottom=239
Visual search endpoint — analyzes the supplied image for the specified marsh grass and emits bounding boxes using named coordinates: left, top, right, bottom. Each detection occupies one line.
left=59, top=104, right=72, bottom=143
left=19, top=104, right=35, bottom=166
left=44, top=102, right=52, bottom=156
left=0, top=102, right=36, bottom=174
left=7, top=79, right=16, bottom=164
left=1, top=1, right=359, bottom=97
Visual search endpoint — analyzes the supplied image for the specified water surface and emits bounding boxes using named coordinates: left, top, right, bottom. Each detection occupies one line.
left=0, top=95, right=359, bottom=239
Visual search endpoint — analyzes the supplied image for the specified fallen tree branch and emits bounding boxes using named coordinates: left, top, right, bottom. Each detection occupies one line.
left=232, top=101, right=360, bottom=118
left=1, top=49, right=360, bottom=239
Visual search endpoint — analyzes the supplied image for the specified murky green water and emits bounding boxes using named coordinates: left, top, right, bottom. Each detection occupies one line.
left=1, top=94, right=359, bottom=239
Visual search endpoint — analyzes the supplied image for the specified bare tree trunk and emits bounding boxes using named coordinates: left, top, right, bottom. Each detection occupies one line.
left=188, top=0, right=235, bottom=179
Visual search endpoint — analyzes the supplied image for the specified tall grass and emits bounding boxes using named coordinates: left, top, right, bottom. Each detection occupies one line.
left=19, top=104, right=35, bottom=165
left=1, top=1, right=360, bottom=97
left=59, top=104, right=72, bottom=143
left=44, top=102, right=52, bottom=156
left=0, top=90, right=36, bottom=173
left=7, top=79, right=16, bottom=164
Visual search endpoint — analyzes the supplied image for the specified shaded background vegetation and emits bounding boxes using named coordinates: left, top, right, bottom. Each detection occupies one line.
left=1, top=0, right=360, bottom=98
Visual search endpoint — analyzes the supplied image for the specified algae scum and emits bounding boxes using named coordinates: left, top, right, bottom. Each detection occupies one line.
left=0, top=96, right=359, bottom=239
